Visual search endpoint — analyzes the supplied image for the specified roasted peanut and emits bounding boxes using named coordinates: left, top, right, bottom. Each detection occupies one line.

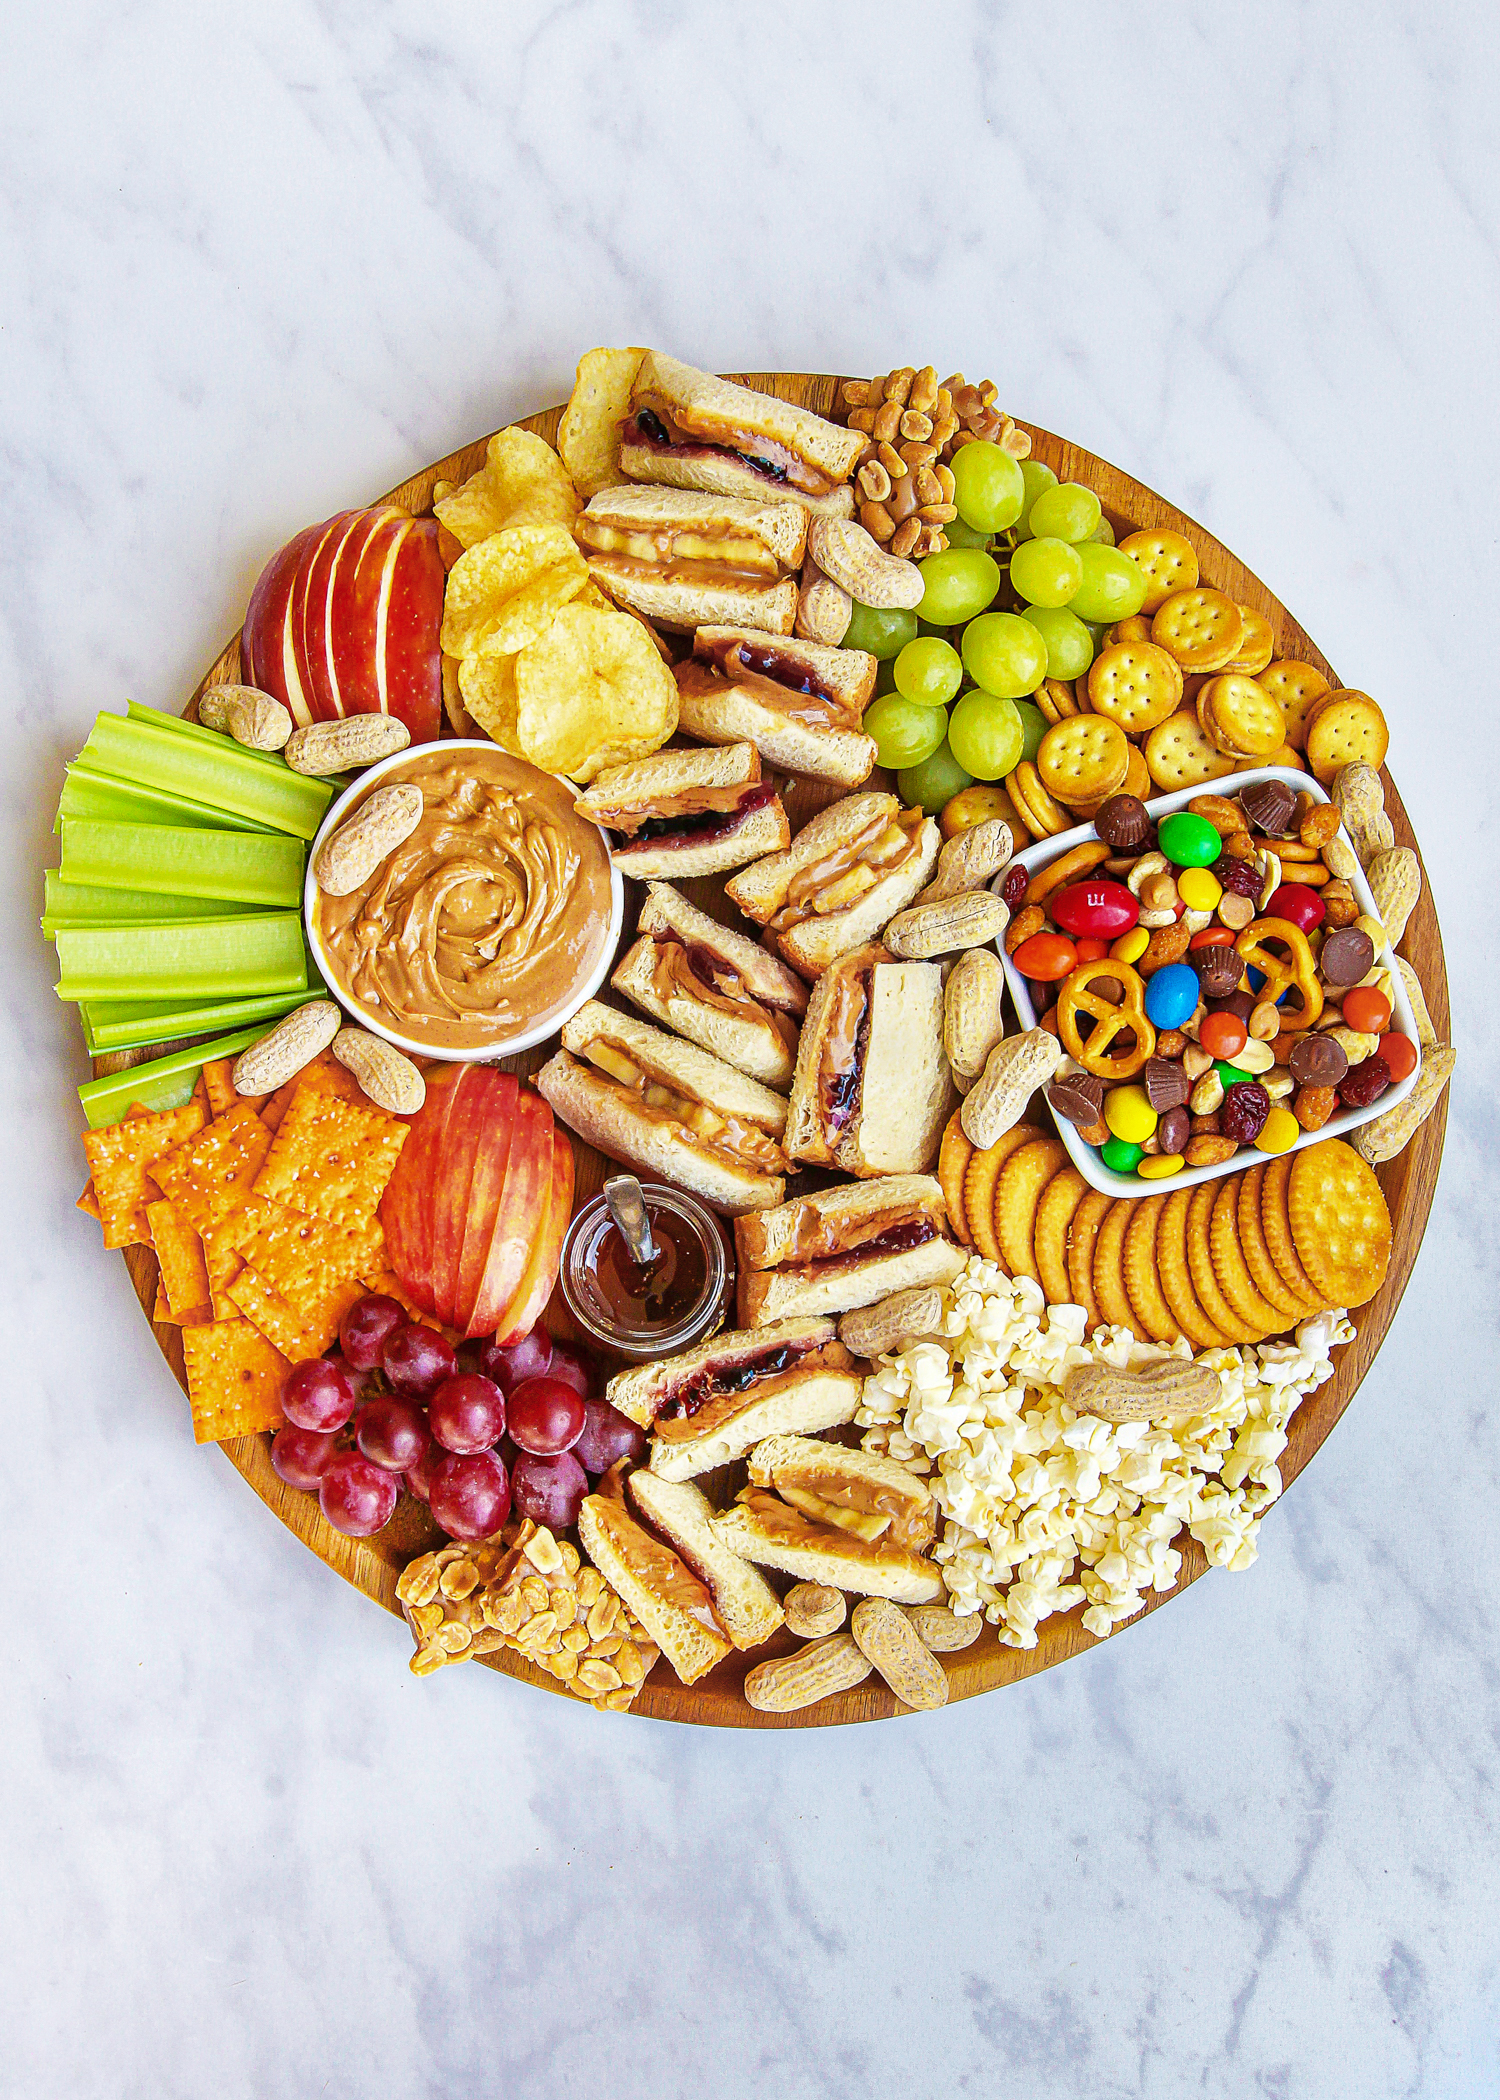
left=315, top=782, right=423, bottom=897
left=232, top=1001, right=341, bottom=1096
left=782, top=1585, right=846, bottom=1640
left=850, top=1598, right=949, bottom=1711
left=743, top=1633, right=873, bottom=1713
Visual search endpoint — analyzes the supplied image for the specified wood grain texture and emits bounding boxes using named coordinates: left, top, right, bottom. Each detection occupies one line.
left=104, top=374, right=1450, bottom=1727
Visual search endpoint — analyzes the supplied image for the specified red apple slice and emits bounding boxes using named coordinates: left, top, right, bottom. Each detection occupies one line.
left=489, top=1123, right=573, bottom=1342
left=318, top=508, right=394, bottom=719
left=451, top=1078, right=519, bottom=1334
left=291, top=510, right=359, bottom=723
left=328, top=507, right=406, bottom=718
left=378, top=1062, right=467, bottom=1314
left=379, top=515, right=445, bottom=743
left=241, top=523, right=317, bottom=712
left=469, top=1090, right=555, bottom=1338
left=428, top=1067, right=518, bottom=1329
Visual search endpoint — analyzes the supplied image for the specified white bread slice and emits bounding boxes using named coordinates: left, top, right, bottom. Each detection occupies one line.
left=629, top=353, right=865, bottom=488
left=606, top=1316, right=836, bottom=1427
left=710, top=1494, right=944, bottom=1604
left=841, top=962, right=954, bottom=1178
left=587, top=564, right=798, bottom=636
left=746, top=1433, right=936, bottom=1552
left=611, top=880, right=806, bottom=1089
left=734, top=1175, right=964, bottom=1326
left=537, top=1001, right=790, bottom=1215
left=611, top=797, right=790, bottom=880
left=577, top=484, right=809, bottom=570
left=675, top=626, right=877, bottom=787
left=577, top=739, right=759, bottom=814
left=724, top=793, right=940, bottom=978
left=784, top=944, right=888, bottom=1168
left=536, top=1051, right=786, bottom=1215
left=611, top=936, right=797, bottom=1088
left=647, top=1367, right=864, bottom=1482
left=737, top=1234, right=967, bottom=1327
left=577, top=1494, right=732, bottom=1684
left=621, top=442, right=858, bottom=518
left=626, top=1472, right=784, bottom=1649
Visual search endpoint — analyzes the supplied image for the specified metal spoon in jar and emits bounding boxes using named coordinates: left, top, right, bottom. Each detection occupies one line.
left=604, top=1173, right=657, bottom=1267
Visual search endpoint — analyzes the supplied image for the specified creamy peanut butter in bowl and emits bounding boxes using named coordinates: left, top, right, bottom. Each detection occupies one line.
left=305, top=739, right=623, bottom=1061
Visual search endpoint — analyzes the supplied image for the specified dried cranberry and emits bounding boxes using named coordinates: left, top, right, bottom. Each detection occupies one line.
left=1001, top=864, right=1029, bottom=912
left=1214, top=853, right=1263, bottom=899
left=1338, top=1054, right=1393, bottom=1108
left=1220, top=1081, right=1270, bottom=1145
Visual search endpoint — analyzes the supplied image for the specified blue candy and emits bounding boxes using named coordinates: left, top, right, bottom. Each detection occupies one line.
left=1144, top=961, right=1199, bottom=1030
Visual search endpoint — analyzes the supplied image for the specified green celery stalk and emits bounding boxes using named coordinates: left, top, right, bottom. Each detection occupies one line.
left=54, top=914, right=308, bottom=1001
left=54, top=764, right=265, bottom=835
left=79, top=986, right=313, bottom=1055
left=127, top=699, right=290, bottom=769
left=60, top=820, right=305, bottom=909
left=78, top=1023, right=283, bottom=1129
left=82, top=712, right=332, bottom=839
left=41, top=870, right=247, bottom=934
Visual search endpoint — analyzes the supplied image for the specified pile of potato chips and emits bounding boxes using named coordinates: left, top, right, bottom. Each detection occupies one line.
left=435, top=424, right=676, bottom=782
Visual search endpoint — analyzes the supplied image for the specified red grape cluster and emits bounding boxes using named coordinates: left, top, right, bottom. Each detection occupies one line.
left=269, top=1294, right=645, bottom=1543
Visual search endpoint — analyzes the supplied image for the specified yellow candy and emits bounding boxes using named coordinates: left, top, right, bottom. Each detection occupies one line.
left=1177, top=866, right=1222, bottom=912
left=1104, top=1083, right=1157, bottom=1144
left=1254, top=1105, right=1300, bottom=1155
left=1137, top=1152, right=1185, bottom=1179
left=1111, top=925, right=1150, bottom=965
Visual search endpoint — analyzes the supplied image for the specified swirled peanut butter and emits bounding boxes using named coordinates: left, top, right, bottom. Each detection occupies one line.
left=313, top=747, right=613, bottom=1051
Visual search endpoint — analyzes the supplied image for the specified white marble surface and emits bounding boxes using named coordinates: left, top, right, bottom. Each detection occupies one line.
left=3, top=3, right=1493, bottom=2094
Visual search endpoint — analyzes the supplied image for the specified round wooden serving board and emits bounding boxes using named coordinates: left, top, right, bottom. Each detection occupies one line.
left=104, top=375, right=1450, bottom=1726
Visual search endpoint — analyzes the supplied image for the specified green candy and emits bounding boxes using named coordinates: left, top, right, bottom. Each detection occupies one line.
left=1214, top=1061, right=1252, bottom=1087
left=1099, top=1135, right=1143, bottom=1174
left=1158, top=811, right=1222, bottom=868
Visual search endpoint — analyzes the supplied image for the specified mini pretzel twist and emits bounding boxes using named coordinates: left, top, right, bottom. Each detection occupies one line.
left=1057, top=959, right=1157, bottom=1079
left=1233, top=917, right=1324, bottom=1033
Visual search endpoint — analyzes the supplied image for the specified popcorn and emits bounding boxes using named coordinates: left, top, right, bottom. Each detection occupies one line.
left=861, top=1259, right=1352, bottom=1648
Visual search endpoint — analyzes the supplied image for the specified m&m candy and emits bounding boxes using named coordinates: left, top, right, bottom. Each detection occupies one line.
left=1143, top=962, right=1199, bottom=1030
left=1158, top=811, right=1221, bottom=868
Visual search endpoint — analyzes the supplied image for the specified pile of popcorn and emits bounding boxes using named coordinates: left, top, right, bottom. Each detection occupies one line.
left=857, top=1257, right=1352, bottom=1648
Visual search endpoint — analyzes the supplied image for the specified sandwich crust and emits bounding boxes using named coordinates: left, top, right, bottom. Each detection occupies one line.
left=725, top=793, right=939, bottom=978
left=625, top=352, right=865, bottom=503
left=675, top=626, right=877, bottom=788
left=710, top=1496, right=945, bottom=1604
left=733, top=1174, right=965, bottom=1325
left=625, top=1471, right=785, bottom=1649
left=577, top=1493, right=733, bottom=1684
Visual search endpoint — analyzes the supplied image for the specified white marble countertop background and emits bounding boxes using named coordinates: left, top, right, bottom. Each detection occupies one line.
left=3, top=4, right=1494, bottom=2095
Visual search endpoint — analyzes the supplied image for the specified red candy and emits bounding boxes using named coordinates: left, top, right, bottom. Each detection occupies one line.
left=1074, top=936, right=1110, bottom=962
left=1379, top=1031, right=1418, bottom=1081
left=1266, top=882, right=1325, bottom=933
left=1199, top=1010, right=1249, bottom=1060
left=1012, top=931, right=1078, bottom=981
left=1342, top=985, right=1392, bottom=1034
left=1049, top=879, right=1140, bottom=940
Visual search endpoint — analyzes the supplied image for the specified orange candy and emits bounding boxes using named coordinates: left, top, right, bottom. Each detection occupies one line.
left=1189, top=928, right=1236, bottom=951
left=1380, top=1031, right=1418, bottom=1081
left=1343, top=986, right=1392, bottom=1034
left=1200, top=1010, right=1249, bottom=1060
left=1074, top=936, right=1110, bottom=962
left=1013, top=931, right=1078, bottom=982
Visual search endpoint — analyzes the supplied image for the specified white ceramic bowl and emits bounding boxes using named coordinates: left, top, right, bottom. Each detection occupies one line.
left=303, top=738, right=623, bottom=1064
left=996, top=764, right=1421, bottom=1198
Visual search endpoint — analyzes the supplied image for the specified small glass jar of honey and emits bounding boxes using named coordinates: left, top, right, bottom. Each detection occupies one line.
left=560, top=1184, right=731, bottom=1359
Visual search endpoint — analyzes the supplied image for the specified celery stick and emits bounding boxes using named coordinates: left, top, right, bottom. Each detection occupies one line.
left=127, top=699, right=290, bottom=770
left=54, top=914, right=309, bottom=1001
left=82, top=712, right=332, bottom=839
left=42, top=870, right=247, bottom=933
left=60, top=820, right=304, bottom=908
left=55, top=764, right=265, bottom=835
left=78, top=1023, right=281, bottom=1129
left=79, top=986, right=312, bottom=1055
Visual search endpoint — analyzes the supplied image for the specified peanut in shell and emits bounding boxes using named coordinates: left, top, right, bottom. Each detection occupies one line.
left=331, top=1027, right=426, bottom=1114
left=838, top=1286, right=943, bottom=1360
left=884, top=889, right=1007, bottom=960
left=849, top=1598, right=949, bottom=1710
left=232, top=1000, right=342, bottom=1097
left=315, top=782, right=423, bottom=897
left=807, top=516, right=924, bottom=610
left=907, top=1604, right=983, bottom=1653
left=1062, top=1358, right=1220, bottom=1423
left=782, top=1584, right=847, bottom=1640
left=743, top=1632, right=873, bottom=1713
left=285, top=714, right=413, bottom=776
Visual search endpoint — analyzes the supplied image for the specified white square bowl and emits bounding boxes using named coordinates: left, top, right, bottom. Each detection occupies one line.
left=996, top=764, right=1421, bottom=1198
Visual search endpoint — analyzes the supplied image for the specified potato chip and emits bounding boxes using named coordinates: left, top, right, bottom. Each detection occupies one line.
left=434, top=427, right=580, bottom=548
left=441, top=653, right=477, bottom=738
left=439, top=525, right=588, bottom=659
left=458, top=651, right=524, bottom=755
left=514, top=604, right=678, bottom=782
left=557, top=347, right=647, bottom=498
